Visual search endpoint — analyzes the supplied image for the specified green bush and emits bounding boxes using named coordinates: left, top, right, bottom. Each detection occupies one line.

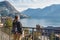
left=4, top=17, right=12, bottom=28
left=50, top=32, right=55, bottom=40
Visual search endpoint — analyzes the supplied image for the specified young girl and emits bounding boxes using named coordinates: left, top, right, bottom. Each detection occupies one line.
left=12, top=16, right=22, bottom=40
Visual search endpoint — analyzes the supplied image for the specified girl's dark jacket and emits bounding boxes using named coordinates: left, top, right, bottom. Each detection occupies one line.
left=12, top=20, right=22, bottom=34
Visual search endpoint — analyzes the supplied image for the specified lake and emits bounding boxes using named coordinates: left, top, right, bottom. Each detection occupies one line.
left=20, top=18, right=60, bottom=27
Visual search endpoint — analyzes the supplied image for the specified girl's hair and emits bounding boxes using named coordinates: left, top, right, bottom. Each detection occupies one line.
left=15, top=16, right=18, bottom=19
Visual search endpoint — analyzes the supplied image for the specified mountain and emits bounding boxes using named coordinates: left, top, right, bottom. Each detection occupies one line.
left=21, top=8, right=42, bottom=18
left=0, top=1, right=17, bottom=13
left=44, top=26, right=60, bottom=30
left=0, top=1, right=28, bottom=18
left=21, top=4, right=60, bottom=19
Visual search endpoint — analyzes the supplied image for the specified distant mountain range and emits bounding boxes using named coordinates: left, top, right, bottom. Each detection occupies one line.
left=21, top=4, right=60, bottom=19
left=0, top=1, right=28, bottom=19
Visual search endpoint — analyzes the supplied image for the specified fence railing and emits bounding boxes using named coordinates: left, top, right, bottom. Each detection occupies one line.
left=0, top=27, right=60, bottom=40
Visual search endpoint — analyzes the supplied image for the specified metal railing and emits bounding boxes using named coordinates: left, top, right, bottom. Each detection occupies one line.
left=0, top=27, right=60, bottom=40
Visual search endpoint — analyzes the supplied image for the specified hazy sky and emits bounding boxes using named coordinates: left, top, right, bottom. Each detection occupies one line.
left=0, top=0, right=60, bottom=12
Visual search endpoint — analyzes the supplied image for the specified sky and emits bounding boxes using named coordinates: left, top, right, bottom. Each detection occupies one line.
left=0, top=0, right=60, bottom=12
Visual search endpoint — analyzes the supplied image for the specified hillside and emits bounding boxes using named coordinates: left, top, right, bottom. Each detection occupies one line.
left=0, top=1, right=28, bottom=18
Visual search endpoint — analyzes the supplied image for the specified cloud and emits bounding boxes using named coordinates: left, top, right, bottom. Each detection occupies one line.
left=3, top=0, right=60, bottom=11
